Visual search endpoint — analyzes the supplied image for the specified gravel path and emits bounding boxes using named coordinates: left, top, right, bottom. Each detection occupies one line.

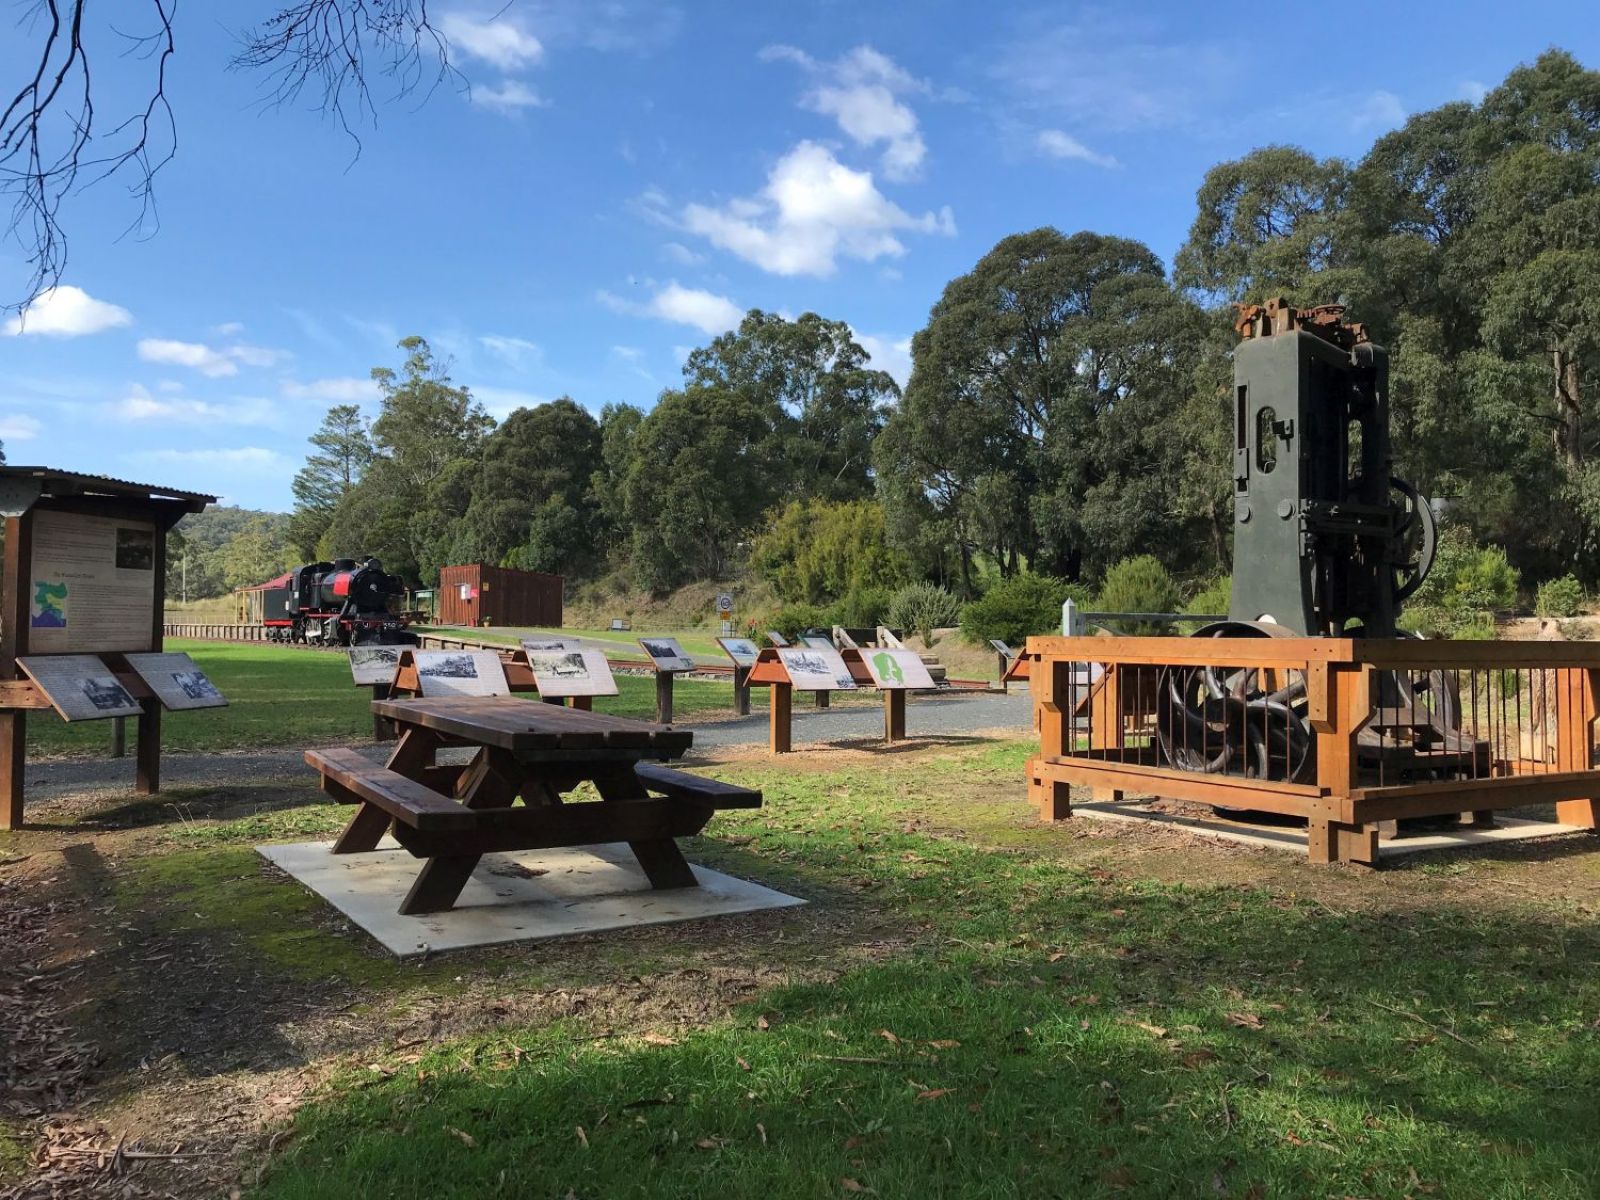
left=20, top=688, right=1035, bottom=801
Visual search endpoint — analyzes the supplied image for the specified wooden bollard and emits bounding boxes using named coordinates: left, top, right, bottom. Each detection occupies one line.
left=770, top=682, right=793, bottom=753
left=733, top=665, right=751, bottom=716
left=884, top=689, right=907, bottom=743
left=655, top=671, right=675, bottom=724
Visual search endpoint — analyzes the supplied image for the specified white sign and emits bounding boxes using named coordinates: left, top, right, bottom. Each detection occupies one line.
left=716, top=592, right=734, bottom=614
left=348, top=646, right=403, bottom=686
left=859, top=648, right=936, bottom=690
left=411, top=650, right=510, bottom=697
left=519, top=638, right=570, bottom=654
left=26, top=510, right=157, bottom=654
left=802, top=635, right=834, bottom=651
left=777, top=645, right=857, bottom=692
left=717, top=637, right=761, bottom=669
left=18, top=654, right=144, bottom=722
left=525, top=648, right=619, bottom=697
left=123, top=652, right=228, bottom=711
left=638, top=637, right=695, bottom=673
left=766, top=630, right=790, bottom=647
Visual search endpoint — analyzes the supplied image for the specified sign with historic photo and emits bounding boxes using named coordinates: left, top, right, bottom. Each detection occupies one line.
left=859, top=648, right=936, bottom=690
left=411, top=650, right=510, bottom=697
left=766, top=630, right=790, bottom=647
left=25, top=510, right=158, bottom=654
left=802, top=635, right=835, bottom=651
left=717, top=637, right=761, bottom=669
left=776, top=645, right=858, bottom=692
left=18, top=654, right=144, bottom=722
left=637, top=637, right=695, bottom=673
left=519, top=637, right=570, bottom=654
left=123, top=652, right=228, bottom=711
left=347, top=646, right=403, bottom=686
left=524, top=648, right=619, bottom=698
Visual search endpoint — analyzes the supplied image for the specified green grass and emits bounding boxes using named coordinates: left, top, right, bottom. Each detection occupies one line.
left=25, top=640, right=766, bottom=758
left=255, top=751, right=1600, bottom=1199
left=421, top=624, right=730, bottom=659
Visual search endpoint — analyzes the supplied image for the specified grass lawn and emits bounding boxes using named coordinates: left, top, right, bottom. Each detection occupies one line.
left=421, top=624, right=730, bottom=659
left=25, top=640, right=765, bottom=758
left=5, top=736, right=1600, bottom=1197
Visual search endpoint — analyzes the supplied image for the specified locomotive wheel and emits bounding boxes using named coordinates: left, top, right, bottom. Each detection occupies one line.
left=1153, top=621, right=1316, bottom=785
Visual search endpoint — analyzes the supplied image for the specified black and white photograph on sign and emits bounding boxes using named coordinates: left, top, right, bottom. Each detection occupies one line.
left=114, top=527, right=156, bottom=571
left=717, top=637, right=761, bottom=668
left=412, top=650, right=510, bottom=697
left=861, top=648, right=937, bottom=691
left=802, top=635, right=835, bottom=651
left=348, top=646, right=402, bottom=686
left=637, top=637, right=694, bottom=673
left=124, top=652, right=229, bottom=711
left=18, top=654, right=145, bottom=722
left=525, top=649, right=619, bottom=697
left=519, top=638, right=569, bottom=654
left=766, top=631, right=790, bottom=647
left=777, top=646, right=858, bottom=692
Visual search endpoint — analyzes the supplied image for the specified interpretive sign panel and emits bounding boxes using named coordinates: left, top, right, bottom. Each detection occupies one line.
left=766, top=631, right=789, bottom=647
left=777, top=645, right=857, bottom=692
left=525, top=648, right=619, bottom=697
left=412, top=650, right=510, bottom=697
left=859, top=648, right=936, bottom=690
left=124, top=652, right=228, bottom=711
left=348, top=646, right=403, bottom=686
left=638, top=637, right=695, bottom=673
left=26, top=510, right=158, bottom=654
left=519, top=637, right=570, bottom=654
left=717, top=637, right=761, bottom=669
left=18, top=655, right=143, bottom=722
left=802, top=635, right=835, bottom=651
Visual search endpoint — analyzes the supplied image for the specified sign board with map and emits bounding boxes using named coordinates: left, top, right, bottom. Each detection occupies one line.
left=17, top=655, right=144, bottom=722
left=123, top=652, right=228, bottom=711
left=0, top=468, right=216, bottom=828
left=859, top=648, right=936, bottom=690
left=26, top=510, right=159, bottom=654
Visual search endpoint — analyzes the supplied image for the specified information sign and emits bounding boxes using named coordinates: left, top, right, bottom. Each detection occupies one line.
left=777, top=645, right=858, bottom=692
left=348, top=646, right=403, bottom=686
left=26, top=510, right=158, bottom=653
left=123, top=652, right=228, bottom=710
left=18, top=654, right=143, bottom=722
left=717, top=637, right=761, bottom=668
left=638, top=637, right=695, bottom=673
left=524, top=648, right=619, bottom=697
left=411, top=650, right=510, bottom=697
left=859, top=648, right=936, bottom=690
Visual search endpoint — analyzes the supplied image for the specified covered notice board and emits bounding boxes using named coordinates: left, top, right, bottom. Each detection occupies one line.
left=0, top=467, right=216, bottom=829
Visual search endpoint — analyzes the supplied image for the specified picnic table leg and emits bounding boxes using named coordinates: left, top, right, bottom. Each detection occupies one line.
left=399, top=853, right=483, bottom=915
left=590, top=766, right=699, bottom=890
left=332, top=802, right=392, bottom=853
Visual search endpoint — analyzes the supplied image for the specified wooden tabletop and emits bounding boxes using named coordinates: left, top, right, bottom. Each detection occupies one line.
left=371, top=695, right=693, bottom=757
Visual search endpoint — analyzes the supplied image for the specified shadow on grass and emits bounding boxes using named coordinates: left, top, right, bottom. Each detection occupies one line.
left=23, top=780, right=337, bottom=834
left=256, top=872, right=1600, bottom=1199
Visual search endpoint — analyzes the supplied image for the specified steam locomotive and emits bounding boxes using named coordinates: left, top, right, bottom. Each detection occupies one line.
left=259, top=558, right=419, bottom=646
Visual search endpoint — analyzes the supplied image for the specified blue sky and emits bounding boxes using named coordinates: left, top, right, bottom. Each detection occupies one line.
left=2, top=1, right=1595, bottom=511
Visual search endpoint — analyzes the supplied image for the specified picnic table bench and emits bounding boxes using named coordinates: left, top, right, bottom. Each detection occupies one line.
left=306, top=696, right=759, bottom=915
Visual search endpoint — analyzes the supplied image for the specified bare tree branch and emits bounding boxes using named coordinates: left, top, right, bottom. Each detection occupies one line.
left=1, top=1, right=463, bottom=315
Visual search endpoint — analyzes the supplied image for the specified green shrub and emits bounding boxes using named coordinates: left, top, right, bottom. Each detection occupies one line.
left=1535, top=574, right=1586, bottom=618
left=1096, top=555, right=1181, bottom=634
left=1184, top=577, right=1232, bottom=619
left=1403, top=527, right=1521, bottom=636
left=832, top=586, right=892, bottom=629
left=885, top=582, right=962, bottom=647
left=753, top=602, right=834, bottom=643
left=959, top=572, right=1091, bottom=647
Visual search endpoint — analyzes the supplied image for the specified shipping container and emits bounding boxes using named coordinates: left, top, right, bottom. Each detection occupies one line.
left=436, top=563, right=563, bottom=628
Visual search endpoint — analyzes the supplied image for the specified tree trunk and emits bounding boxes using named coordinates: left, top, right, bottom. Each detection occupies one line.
left=1555, top=346, right=1583, bottom=473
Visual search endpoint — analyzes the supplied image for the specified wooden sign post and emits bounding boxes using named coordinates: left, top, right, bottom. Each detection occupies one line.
left=852, top=647, right=936, bottom=744
left=637, top=637, right=694, bottom=724
left=745, top=645, right=861, bottom=753
left=0, top=468, right=214, bottom=828
left=717, top=637, right=761, bottom=716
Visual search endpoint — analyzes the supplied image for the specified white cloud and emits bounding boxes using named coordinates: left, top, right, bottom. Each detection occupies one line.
left=765, top=45, right=929, bottom=181
left=213, top=321, right=245, bottom=337
left=140, top=447, right=283, bottom=470
left=680, top=141, right=954, bottom=277
left=478, top=335, right=543, bottom=368
left=611, top=345, right=642, bottom=361
left=1350, top=90, right=1406, bottom=132
left=0, top=414, right=42, bottom=441
left=282, top=377, right=379, bottom=404
left=661, top=241, right=705, bottom=265
left=473, top=386, right=549, bottom=420
left=113, top=384, right=276, bottom=425
left=471, top=80, right=548, bottom=112
left=4, top=285, right=132, bottom=337
left=441, top=12, right=544, bottom=70
left=137, top=338, right=238, bottom=377
left=993, top=12, right=1234, bottom=134
left=851, top=331, right=913, bottom=388
left=599, top=283, right=745, bottom=335
left=1035, top=128, right=1118, bottom=168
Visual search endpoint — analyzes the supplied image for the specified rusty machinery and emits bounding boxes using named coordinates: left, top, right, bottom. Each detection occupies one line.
left=1152, top=299, right=1486, bottom=786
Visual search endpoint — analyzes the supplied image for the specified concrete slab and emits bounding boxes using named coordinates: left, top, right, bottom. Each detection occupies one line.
left=258, top=839, right=805, bottom=957
left=1072, top=800, right=1586, bottom=861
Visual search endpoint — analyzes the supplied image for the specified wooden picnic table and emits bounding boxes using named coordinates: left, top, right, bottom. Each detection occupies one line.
left=305, top=696, right=759, bottom=915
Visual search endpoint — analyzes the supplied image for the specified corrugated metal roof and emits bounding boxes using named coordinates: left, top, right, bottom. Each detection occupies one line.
left=238, top=571, right=294, bottom=591
left=0, top=465, right=217, bottom=505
